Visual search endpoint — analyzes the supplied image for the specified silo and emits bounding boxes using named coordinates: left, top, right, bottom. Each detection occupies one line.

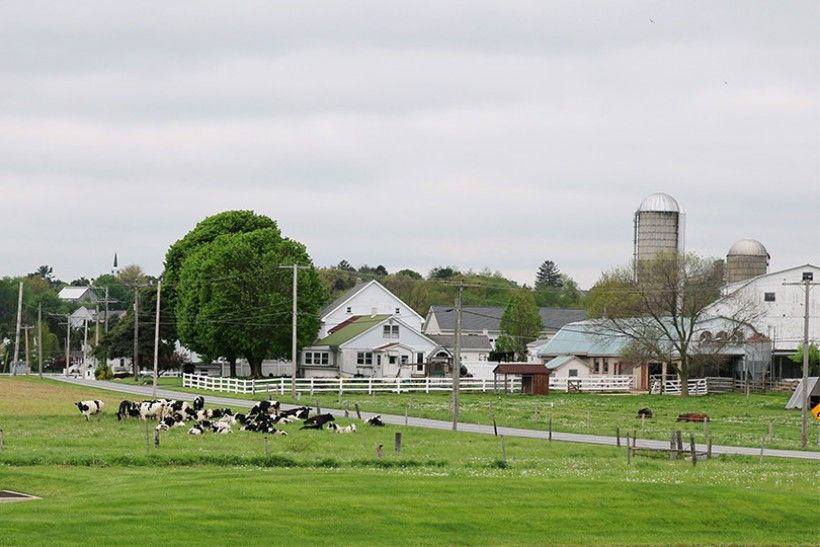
left=633, top=192, right=684, bottom=263
left=726, top=239, right=769, bottom=283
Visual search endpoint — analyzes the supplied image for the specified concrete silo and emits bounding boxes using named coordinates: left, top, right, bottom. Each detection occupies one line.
left=633, top=192, right=685, bottom=263
left=726, top=239, right=769, bottom=283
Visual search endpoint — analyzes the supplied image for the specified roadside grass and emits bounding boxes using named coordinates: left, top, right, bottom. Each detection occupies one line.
left=121, top=376, right=818, bottom=451
left=2, top=376, right=818, bottom=545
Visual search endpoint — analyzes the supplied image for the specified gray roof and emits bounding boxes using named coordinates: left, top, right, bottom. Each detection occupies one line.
left=426, top=334, right=492, bottom=351
left=320, top=281, right=369, bottom=318
left=428, top=306, right=586, bottom=333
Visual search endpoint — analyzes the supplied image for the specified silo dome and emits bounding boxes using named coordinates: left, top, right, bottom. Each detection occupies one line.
left=726, top=239, right=769, bottom=283
left=727, top=239, right=768, bottom=258
left=638, top=192, right=681, bottom=213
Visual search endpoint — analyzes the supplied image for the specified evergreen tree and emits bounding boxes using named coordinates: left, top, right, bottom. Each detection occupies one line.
left=535, top=260, right=563, bottom=289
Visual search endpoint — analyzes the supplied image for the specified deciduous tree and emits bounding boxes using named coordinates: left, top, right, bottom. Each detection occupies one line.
left=500, top=289, right=543, bottom=360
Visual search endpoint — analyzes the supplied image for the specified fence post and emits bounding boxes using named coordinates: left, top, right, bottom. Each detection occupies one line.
left=548, top=417, right=552, bottom=442
left=368, top=378, right=373, bottom=396
left=759, top=435, right=765, bottom=464
left=280, top=377, right=285, bottom=395
left=425, top=377, right=430, bottom=394
left=395, top=432, right=402, bottom=455
left=344, top=402, right=349, bottom=418
left=482, top=378, right=487, bottom=393
left=616, top=427, right=621, bottom=447
left=310, top=378, right=314, bottom=396
left=405, top=404, right=409, bottom=427
left=492, top=414, right=498, bottom=437
left=252, top=378, right=256, bottom=395
left=689, top=433, right=696, bottom=466
left=355, top=403, right=362, bottom=420
left=338, top=378, right=343, bottom=402
left=707, top=435, right=712, bottom=459
left=396, top=377, right=401, bottom=394
left=315, top=400, right=321, bottom=415
left=154, top=429, right=160, bottom=448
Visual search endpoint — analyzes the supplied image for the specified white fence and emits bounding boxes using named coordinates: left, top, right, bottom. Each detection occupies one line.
left=649, top=377, right=735, bottom=396
left=182, top=373, right=634, bottom=396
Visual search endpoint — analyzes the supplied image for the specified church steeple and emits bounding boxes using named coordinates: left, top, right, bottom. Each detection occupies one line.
left=112, top=252, right=119, bottom=274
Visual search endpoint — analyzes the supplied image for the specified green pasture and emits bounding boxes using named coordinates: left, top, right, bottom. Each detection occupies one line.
left=0, top=377, right=818, bottom=546
left=139, top=376, right=818, bottom=451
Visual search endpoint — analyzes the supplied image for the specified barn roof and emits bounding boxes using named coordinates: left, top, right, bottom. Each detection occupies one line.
left=492, top=363, right=550, bottom=375
left=428, top=306, right=586, bottom=332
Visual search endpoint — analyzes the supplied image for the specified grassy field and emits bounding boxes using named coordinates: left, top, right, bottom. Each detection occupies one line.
left=1, top=376, right=818, bottom=545
left=135, top=376, right=818, bottom=451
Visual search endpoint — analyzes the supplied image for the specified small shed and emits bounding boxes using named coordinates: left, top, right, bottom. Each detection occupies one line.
left=493, top=363, right=551, bottom=395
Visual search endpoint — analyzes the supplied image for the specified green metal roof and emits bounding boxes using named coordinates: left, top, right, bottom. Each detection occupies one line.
left=544, top=355, right=577, bottom=370
left=537, top=320, right=632, bottom=358
left=317, top=315, right=391, bottom=347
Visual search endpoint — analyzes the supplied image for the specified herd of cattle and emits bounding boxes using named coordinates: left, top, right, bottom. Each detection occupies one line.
left=74, top=397, right=387, bottom=435
left=636, top=407, right=711, bottom=423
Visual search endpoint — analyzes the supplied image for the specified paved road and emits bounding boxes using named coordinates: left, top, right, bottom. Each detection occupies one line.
left=51, top=376, right=820, bottom=461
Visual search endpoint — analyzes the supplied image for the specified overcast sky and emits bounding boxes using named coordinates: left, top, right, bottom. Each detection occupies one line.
left=1, top=1, right=818, bottom=288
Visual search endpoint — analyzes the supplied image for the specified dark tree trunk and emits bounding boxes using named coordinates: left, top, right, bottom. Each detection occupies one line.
left=248, top=357, right=263, bottom=379
left=229, top=356, right=237, bottom=378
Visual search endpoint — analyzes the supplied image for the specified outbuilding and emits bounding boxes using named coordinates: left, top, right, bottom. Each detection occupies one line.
left=493, top=363, right=551, bottom=395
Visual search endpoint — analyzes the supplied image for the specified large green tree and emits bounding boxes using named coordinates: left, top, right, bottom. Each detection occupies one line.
left=535, top=260, right=563, bottom=289
left=175, top=225, right=326, bottom=378
left=164, top=211, right=279, bottom=342
left=499, top=289, right=544, bottom=361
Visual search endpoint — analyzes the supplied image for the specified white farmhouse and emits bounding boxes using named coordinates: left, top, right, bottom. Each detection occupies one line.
left=318, top=280, right=423, bottom=338
left=301, top=314, right=438, bottom=378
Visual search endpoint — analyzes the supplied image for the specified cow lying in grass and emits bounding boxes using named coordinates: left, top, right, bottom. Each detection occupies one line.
left=677, top=412, right=710, bottom=423
left=301, top=413, right=335, bottom=430
left=366, top=415, right=385, bottom=427
left=636, top=408, right=653, bottom=419
left=327, top=423, right=356, bottom=434
left=75, top=400, right=104, bottom=421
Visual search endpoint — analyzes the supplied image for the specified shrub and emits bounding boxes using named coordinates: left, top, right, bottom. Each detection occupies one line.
left=94, top=365, right=114, bottom=380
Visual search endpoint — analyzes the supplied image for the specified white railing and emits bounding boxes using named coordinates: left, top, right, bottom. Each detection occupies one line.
left=182, top=373, right=634, bottom=396
left=551, top=376, right=634, bottom=392
left=651, top=378, right=708, bottom=396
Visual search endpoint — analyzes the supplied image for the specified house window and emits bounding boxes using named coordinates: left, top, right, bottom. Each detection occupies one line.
left=401, top=355, right=409, bottom=365
left=416, top=352, right=424, bottom=364
left=346, top=306, right=352, bottom=313
left=357, top=352, right=373, bottom=365
left=382, top=325, right=399, bottom=339
left=395, top=307, right=400, bottom=315
left=764, top=292, right=775, bottom=302
left=389, top=355, right=397, bottom=364
left=593, top=359, right=600, bottom=374
left=416, top=364, right=424, bottom=372
left=376, top=355, right=382, bottom=365
left=304, top=352, right=329, bottom=365
left=568, top=369, right=578, bottom=377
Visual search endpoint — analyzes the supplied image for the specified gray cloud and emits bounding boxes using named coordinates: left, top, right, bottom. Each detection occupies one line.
left=1, top=1, right=817, bottom=288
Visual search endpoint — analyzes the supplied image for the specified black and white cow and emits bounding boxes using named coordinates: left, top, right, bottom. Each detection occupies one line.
left=139, top=400, right=167, bottom=421
left=116, top=400, right=141, bottom=421
left=192, top=396, right=205, bottom=411
left=75, top=400, right=104, bottom=421
left=300, top=413, right=335, bottom=430
left=366, top=415, right=385, bottom=427
left=327, top=423, right=356, bottom=433
left=248, top=400, right=280, bottom=418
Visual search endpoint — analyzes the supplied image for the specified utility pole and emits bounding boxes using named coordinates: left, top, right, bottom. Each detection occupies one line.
left=279, top=264, right=310, bottom=397
left=133, top=287, right=140, bottom=381
left=83, top=317, right=89, bottom=372
left=452, top=280, right=463, bottom=431
left=38, top=303, right=43, bottom=379
left=22, top=325, right=34, bottom=375
left=152, top=280, right=161, bottom=398
left=64, top=316, right=71, bottom=376
left=784, top=272, right=818, bottom=449
left=12, top=281, right=22, bottom=376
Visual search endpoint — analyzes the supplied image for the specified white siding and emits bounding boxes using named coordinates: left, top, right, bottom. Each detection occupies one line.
left=320, top=282, right=422, bottom=337
left=710, top=265, right=820, bottom=352
left=337, top=319, right=437, bottom=377
left=550, top=357, right=591, bottom=378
